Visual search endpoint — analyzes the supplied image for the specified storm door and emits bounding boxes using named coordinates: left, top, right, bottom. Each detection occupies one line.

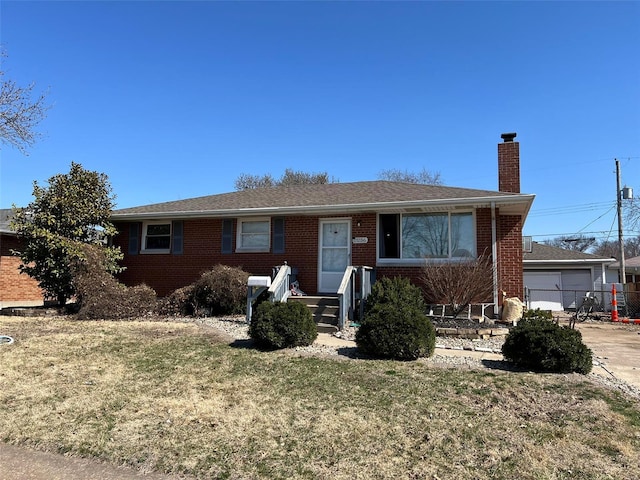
left=318, top=219, right=351, bottom=293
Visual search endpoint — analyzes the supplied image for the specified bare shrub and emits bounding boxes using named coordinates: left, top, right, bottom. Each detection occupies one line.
left=72, top=244, right=157, bottom=320
left=420, top=254, right=494, bottom=318
left=156, top=285, right=196, bottom=316
left=190, top=265, right=250, bottom=316
left=159, top=265, right=250, bottom=317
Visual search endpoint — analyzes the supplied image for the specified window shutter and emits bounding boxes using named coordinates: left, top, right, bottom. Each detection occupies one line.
left=172, top=220, right=184, bottom=255
left=129, top=222, right=140, bottom=255
left=272, top=217, right=285, bottom=253
left=222, top=219, right=233, bottom=254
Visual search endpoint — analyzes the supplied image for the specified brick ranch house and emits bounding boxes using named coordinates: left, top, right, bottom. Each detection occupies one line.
left=0, top=209, right=46, bottom=308
left=111, top=133, right=534, bottom=316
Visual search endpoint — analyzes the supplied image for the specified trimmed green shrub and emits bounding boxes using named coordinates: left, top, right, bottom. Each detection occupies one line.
left=356, top=304, right=435, bottom=360
left=502, top=318, right=593, bottom=374
left=363, top=276, right=426, bottom=316
left=522, top=308, right=553, bottom=321
left=357, top=277, right=435, bottom=360
left=249, top=301, right=318, bottom=350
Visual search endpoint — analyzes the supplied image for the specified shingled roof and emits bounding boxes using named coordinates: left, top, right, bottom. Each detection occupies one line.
left=112, top=181, right=534, bottom=220
left=0, top=208, right=15, bottom=234
left=608, top=256, right=640, bottom=269
left=524, top=242, right=615, bottom=263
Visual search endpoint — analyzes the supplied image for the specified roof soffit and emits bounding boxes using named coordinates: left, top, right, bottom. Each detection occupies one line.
left=111, top=195, right=535, bottom=220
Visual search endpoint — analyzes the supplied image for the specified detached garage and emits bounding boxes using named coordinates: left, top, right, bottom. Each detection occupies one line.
left=523, top=242, right=614, bottom=311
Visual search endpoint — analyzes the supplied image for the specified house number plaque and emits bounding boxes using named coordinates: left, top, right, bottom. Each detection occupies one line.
left=352, top=237, right=368, bottom=244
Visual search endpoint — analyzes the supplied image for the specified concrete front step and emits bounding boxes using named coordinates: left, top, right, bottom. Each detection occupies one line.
left=288, top=295, right=340, bottom=331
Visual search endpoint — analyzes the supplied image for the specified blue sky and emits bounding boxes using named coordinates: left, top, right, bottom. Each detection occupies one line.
left=1, top=1, right=639, bottom=244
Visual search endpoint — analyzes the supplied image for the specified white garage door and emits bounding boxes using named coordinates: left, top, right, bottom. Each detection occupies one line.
left=561, top=270, right=592, bottom=310
left=524, top=272, right=563, bottom=311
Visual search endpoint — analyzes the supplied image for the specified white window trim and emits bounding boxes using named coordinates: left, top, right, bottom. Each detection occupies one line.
left=141, top=221, right=171, bottom=254
left=376, top=211, right=476, bottom=264
left=235, top=217, right=271, bottom=253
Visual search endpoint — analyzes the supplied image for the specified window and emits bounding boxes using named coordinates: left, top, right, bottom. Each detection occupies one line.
left=128, top=222, right=141, bottom=255
left=221, top=219, right=233, bottom=254
left=236, top=218, right=270, bottom=252
left=142, top=222, right=171, bottom=253
left=272, top=217, right=285, bottom=254
left=379, top=212, right=475, bottom=261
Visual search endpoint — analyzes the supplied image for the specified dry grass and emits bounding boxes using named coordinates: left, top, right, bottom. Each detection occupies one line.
left=1, top=316, right=639, bottom=480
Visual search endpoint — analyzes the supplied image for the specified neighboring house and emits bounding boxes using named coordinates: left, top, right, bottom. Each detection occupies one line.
left=607, top=256, right=640, bottom=285
left=0, top=209, right=45, bottom=308
left=523, top=241, right=615, bottom=311
left=607, top=257, right=640, bottom=313
left=111, top=133, right=534, bottom=310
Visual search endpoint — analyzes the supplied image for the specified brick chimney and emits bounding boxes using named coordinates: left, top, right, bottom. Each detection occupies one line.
left=498, top=132, right=520, bottom=193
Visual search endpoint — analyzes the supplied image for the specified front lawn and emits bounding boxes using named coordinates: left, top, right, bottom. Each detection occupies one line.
left=0, top=316, right=638, bottom=479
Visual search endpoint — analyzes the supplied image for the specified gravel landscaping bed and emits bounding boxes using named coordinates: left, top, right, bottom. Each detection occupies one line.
left=429, top=316, right=510, bottom=330
left=193, top=315, right=640, bottom=399
left=196, top=316, right=505, bottom=351
left=195, top=316, right=506, bottom=369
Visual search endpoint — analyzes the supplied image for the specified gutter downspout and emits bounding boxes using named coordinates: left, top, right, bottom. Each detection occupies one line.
left=491, top=202, right=499, bottom=307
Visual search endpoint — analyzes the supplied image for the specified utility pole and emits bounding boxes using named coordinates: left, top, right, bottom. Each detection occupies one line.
left=616, top=158, right=626, bottom=291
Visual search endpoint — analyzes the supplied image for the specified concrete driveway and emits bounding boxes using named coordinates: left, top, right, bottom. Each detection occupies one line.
left=574, top=321, right=640, bottom=390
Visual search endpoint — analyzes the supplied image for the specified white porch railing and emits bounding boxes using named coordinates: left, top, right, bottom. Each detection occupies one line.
left=268, top=264, right=292, bottom=303
left=247, top=264, right=374, bottom=329
left=246, top=264, right=292, bottom=322
left=337, top=266, right=374, bottom=329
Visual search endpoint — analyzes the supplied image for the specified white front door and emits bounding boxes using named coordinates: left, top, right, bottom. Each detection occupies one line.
left=318, top=219, right=351, bottom=293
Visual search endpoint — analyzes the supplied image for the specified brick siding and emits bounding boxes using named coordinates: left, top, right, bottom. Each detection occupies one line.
left=497, top=137, right=524, bottom=300
left=498, top=139, right=520, bottom=194
left=475, top=206, right=525, bottom=302
left=0, top=234, right=45, bottom=305
left=497, top=214, right=524, bottom=300
left=116, top=215, right=348, bottom=297
left=115, top=207, right=524, bottom=302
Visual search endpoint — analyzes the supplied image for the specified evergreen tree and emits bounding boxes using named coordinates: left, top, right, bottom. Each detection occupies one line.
left=10, top=162, right=122, bottom=305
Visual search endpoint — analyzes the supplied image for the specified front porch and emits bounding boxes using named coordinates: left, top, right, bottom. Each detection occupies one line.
left=246, top=264, right=374, bottom=331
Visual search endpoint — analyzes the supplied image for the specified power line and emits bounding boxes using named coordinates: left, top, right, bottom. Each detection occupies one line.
left=528, top=230, right=614, bottom=238
left=521, top=155, right=640, bottom=176
left=527, top=230, right=640, bottom=241
left=527, top=201, right=614, bottom=217
left=576, top=204, right=617, bottom=233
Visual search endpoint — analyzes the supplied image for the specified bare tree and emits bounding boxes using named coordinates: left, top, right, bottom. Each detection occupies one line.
left=542, top=235, right=596, bottom=253
left=378, top=167, right=442, bottom=185
left=592, top=240, right=619, bottom=259
left=625, top=200, right=640, bottom=232
left=234, top=172, right=277, bottom=190
left=593, top=236, right=640, bottom=259
left=626, top=236, right=640, bottom=258
left=0, top=50, right=50, bottom=154
left=420, top=254, right=494, bottom=318
left=234, top=168, right=337, bottom=190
